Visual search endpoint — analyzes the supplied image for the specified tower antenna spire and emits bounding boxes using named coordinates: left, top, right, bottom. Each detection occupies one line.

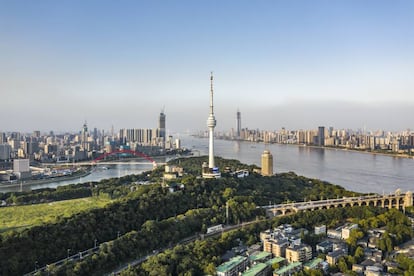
left=210, top=71, right=214, bottom=115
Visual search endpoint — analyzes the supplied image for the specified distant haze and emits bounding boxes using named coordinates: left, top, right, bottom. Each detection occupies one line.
left=1, top=1, right=413, bottom=133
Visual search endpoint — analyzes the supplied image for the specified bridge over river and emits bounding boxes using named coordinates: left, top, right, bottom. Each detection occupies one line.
left=262, top=192, right=413, bottom=217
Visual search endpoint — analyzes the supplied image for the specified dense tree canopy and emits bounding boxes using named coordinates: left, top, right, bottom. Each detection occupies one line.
left=0, top=156, right=409, bottom=275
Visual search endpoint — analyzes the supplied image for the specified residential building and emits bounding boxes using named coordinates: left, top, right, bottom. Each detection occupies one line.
left=342, top=224, right=358, bottom=239
left=273, top=262, right=302, bottom=276
left=241, top=263, right=269, bottom=276
left=285, top=244, right=312, bottom=263
left=248, top=251, right=272, bottom=265
left=316, top=240, right=333, bottom=254
left=263, top=237, right=289, bottom=258
left=216, top=256, right=248, bottom=276
left=327, top=228, right=342, bottom=239
left=326, top=249, right=347, bottom=266
left=303, top=258, right=324, bottom=270
left=265, top=257, right=286, bottom=268
left=314, top=225, right=326, bottom=235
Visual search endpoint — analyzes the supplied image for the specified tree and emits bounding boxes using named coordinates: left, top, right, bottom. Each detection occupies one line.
left=337, top=257, right=348, bottom=273
left=347, top=228, right=364, bottom=249
left=354, top=246, right=364, bottom=263
left=204, top=263, right=216, bottom=275
left=222, top=188, right=235, bottom=199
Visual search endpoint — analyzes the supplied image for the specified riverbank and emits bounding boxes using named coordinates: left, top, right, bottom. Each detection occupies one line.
left=0, top=169, right=92, bottom=190
left=297, top=144, right=414, bottom=159
left=213, top=136, right=414, bottom=160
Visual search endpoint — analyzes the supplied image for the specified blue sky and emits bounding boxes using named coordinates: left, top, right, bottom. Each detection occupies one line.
left=1, top=0, right=413, bottom=133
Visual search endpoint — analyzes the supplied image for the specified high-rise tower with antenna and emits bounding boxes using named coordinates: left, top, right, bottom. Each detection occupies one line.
left=202, top=72, right=221, bottom=178
left=81, top=121, right=88, bottom=150
left=236, top=109, right=241, bottom=139
left=158, top=108, right=166, bottom=149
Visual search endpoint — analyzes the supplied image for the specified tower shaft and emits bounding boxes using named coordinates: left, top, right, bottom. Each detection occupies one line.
left=207, top=72, right=217, bottom=169
left=209, top=128, right=214, bottom=168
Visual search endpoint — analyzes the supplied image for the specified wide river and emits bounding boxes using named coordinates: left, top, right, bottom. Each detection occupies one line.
left=1, top=135, right=413, bottom=194
left=183, top=136, right=413, bottom=194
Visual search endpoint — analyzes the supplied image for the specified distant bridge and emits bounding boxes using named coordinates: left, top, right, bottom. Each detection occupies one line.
left=79, top=150, right=164, bottom=168
left=262, top=192, right=413, bottom=217
left=93, top=149, right=155, bottom=163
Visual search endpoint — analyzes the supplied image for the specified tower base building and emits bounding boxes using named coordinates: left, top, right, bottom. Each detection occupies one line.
left=202, top=161, right=221, bottom=179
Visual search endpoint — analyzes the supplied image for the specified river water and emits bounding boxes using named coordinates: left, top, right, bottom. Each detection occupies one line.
left=1, top=136, right=413, bottom=194
left=183, top=136, right=413, bottom=194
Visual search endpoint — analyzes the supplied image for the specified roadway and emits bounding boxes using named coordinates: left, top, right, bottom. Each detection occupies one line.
left=24, top=246, right=100, bottom=276
left=22, top=221, right=259, bottom=276
left=108, top=221, right=260, bottom=275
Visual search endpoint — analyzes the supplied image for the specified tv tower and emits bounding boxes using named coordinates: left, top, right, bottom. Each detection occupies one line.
left=202, top=72, right=221, bottom=178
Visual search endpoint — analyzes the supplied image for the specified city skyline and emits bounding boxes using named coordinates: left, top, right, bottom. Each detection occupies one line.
left=1, top=1, right=413, bottom=132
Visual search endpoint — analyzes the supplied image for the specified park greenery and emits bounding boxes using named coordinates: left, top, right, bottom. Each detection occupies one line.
left=0, top=197, right=111, bottom=235
left=0, top=156, right=412, bottom=275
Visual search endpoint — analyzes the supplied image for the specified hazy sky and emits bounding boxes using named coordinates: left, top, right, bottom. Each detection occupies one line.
left=1, top=0, right=413, bottom=133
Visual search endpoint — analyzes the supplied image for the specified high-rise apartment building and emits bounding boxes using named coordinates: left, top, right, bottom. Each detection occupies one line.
left=119, top=128, right=157, bottom=146
left=261, top=150, right=273, bottom=176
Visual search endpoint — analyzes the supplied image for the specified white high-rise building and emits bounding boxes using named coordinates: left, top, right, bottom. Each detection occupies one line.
left=13, top=159, right=31, bottom=179
left=202, top=73, right=221, bottom=179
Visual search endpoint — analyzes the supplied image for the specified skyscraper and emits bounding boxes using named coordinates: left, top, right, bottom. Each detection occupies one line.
left=0, top=132, right=6, bottom=144
left=202, top=73, right=221, bottom=179
left=318, top=126, right=325, bottom=146
left=158, top=109, right=166, bottom=148
left=81, top=121, right=88, bottom=150
left=236, top=109, right=241, bottom=139
left=261, top=150, right=273, bottom=176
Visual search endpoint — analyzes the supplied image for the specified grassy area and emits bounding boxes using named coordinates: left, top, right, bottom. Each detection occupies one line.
left=0, top=197, right=112, bottom=234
